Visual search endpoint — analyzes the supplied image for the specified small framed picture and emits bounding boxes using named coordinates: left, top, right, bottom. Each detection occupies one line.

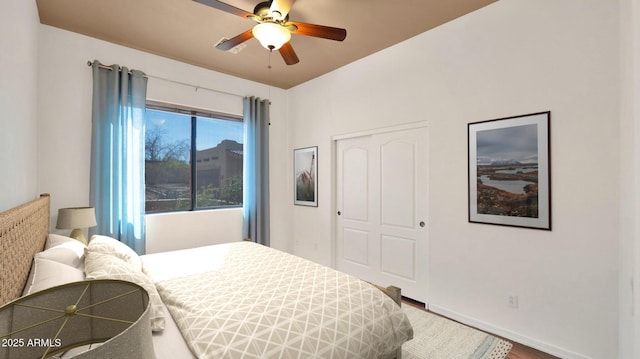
left=294, top=146, right=318, bottom=207
left=468, top=111, right=551, bottom=230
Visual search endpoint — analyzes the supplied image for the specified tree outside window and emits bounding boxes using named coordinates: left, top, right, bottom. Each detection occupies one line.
left=144, top=105, right=243, bottom=213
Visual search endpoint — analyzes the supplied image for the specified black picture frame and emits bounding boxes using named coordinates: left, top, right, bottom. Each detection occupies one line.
left=294, top=146, right=318, bottom=207
left=468, top=111, right=551, bottom=230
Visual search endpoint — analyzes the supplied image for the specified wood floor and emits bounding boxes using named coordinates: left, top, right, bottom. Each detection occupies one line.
left=401, top=299, right=560, bottom=359
left=506, top=342, right=560, bottom=359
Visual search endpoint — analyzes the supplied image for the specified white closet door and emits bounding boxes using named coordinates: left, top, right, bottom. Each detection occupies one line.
left=336, top=126, right=428, bottom=302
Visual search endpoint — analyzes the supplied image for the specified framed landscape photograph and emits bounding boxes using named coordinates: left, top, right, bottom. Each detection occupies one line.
left=468, top=111, right=551, bottom=230
left=294, top=146, right=318, bottom=207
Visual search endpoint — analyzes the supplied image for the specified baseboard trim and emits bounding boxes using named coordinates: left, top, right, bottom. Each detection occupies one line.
left=427, top=303, right=591, bottom=359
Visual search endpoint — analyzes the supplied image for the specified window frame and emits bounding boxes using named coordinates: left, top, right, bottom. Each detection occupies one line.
left=145, top=101, right=244, bottom=213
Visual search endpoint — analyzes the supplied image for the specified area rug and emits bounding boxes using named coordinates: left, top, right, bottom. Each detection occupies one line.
left=401, top=305, right=513, bottom=359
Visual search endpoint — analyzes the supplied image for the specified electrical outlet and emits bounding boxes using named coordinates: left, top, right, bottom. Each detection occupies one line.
left=508, top=295, right=519, bottom=308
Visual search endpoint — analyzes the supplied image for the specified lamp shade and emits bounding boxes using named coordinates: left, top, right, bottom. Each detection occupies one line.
left=0, top=280, right=155, bottom=359
left=56, top=207, right=97, bottom=230
left=252, top=22, right=291, bottom=50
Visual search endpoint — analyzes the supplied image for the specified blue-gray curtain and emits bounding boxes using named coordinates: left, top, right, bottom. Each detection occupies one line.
left=243, top=97, right=270, bottom=246
left=89, top=60, right=148, bottom=254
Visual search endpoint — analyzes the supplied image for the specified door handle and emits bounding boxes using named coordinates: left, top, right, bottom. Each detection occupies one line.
left=337, top=211, right=342, bottom=216
left=419, top=221, right=426, bottom=227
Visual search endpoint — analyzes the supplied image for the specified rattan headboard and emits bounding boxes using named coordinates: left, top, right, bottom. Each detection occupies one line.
left=0, top=194, right=50, bottom=306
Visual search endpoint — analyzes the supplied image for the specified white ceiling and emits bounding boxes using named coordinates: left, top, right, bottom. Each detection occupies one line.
left=36, top=0, right=497, bottom=89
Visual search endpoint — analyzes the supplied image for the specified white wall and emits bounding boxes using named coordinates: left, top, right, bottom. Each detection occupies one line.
left=145, top=208, right=243, bottom=253
left=286, top=1, right=619, bottom=358
left=36, top=25, right=292, bottom=252
left=0, top=0, right=40, bottom=211
left=619, top=0, right=640, bottom=358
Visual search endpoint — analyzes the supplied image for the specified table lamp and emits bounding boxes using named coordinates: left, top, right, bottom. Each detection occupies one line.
left=0, top=280, right=155, bottom=359
left=56, top=207, right=97, bottom=245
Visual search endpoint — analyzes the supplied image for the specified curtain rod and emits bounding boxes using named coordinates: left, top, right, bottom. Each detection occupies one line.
left=87, top=60, right=245, bottom=99
left=87, top=60, right=142, bottom=76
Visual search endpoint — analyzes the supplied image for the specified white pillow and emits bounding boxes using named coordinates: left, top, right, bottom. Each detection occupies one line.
left=45, top=233, right=80, bottom=250
left=22, top=258, right=85, bottom=296
left=85, top=250, right=165, bottom=332
left=88, top=235, right=142, bottom=271
left=35, top=241, right=86, bottom=270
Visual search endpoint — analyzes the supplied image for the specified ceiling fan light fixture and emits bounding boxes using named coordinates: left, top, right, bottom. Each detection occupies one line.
left=252, top=22, right=291, bottom=50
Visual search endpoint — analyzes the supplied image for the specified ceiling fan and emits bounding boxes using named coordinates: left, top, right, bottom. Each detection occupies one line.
left=193, top=0, right=347, bottom=65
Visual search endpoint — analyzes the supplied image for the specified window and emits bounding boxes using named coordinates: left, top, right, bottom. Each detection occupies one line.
left=144, top=103, right=243, bottom=213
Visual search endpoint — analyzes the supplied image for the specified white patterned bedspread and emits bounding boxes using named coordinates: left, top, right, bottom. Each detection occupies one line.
left=142, top=242, right=413, bottom=359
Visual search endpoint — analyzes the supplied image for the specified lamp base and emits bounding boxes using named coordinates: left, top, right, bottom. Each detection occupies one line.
left=69, top=228, right=88, bottom=245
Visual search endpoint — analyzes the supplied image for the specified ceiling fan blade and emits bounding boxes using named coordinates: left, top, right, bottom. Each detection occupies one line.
left=288, top=21, right=347, bottom=41
left=270, top=0, right=295, bottom=20
left=216, top=29, right=254, bottom=51
left=192, top=0, right=254, bottom=19
left=279, top=42, right=299, bottom=65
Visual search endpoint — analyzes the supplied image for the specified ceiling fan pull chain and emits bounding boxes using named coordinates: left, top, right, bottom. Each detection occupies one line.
left=268, top=51, right=272, bottom=101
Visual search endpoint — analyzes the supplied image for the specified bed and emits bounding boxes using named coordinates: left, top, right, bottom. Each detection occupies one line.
left=0, top=195, right=413, bottom=358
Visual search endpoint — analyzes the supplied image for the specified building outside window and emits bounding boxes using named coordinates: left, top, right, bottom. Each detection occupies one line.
left=144, top=103, right=243, bottom=213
